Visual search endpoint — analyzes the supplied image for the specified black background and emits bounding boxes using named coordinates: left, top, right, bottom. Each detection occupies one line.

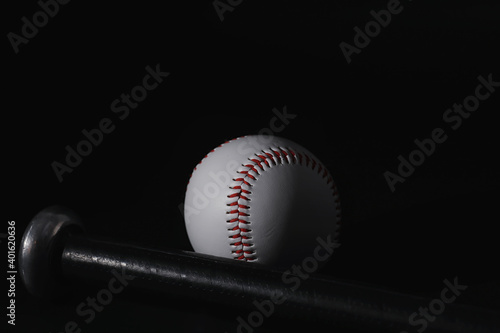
left=3, top=0, right=500, bottom=332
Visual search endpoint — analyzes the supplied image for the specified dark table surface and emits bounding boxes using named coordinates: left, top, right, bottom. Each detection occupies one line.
left=4, top=1, right=500, bottom=332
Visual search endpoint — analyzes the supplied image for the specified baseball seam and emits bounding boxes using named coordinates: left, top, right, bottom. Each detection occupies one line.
left=189, top=137, right=241, bottom=175
left=226, top=146, right=341, bottom=262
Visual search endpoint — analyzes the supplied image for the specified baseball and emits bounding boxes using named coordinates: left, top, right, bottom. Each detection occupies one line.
left=184, top=135, right=341, bottom=266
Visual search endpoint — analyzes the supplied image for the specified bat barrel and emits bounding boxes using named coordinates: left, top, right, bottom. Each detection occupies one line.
left=61, top=235, right=498, bottom=333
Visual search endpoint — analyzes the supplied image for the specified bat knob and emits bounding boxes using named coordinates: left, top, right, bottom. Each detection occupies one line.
left=19, top=205, right=84, bottom=298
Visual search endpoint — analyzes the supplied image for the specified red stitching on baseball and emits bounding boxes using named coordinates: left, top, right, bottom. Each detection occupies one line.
left=256, top=155, right=270, bottom=167
left=187, top=137, right=341, bottom=263
left=188, top=138, right=244, bottom=182
left=227, top=145, right=341, bottom=262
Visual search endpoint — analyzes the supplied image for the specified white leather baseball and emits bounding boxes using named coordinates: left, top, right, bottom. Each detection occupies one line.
left=184, top=135, right=341, bottom=266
